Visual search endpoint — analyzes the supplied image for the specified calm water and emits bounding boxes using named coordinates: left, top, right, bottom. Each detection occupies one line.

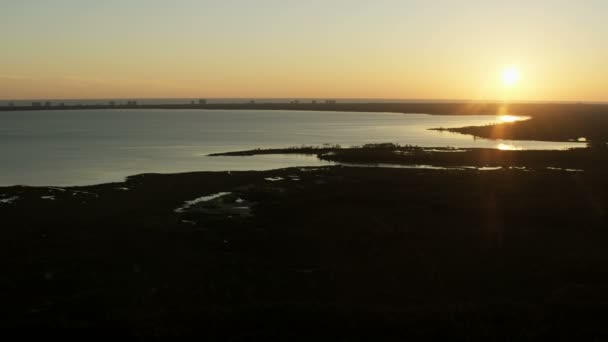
left=0, top=109, right=582, bottom=186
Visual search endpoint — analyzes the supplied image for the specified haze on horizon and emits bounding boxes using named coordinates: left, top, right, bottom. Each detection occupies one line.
left=1, top=0, right=606, bottom=102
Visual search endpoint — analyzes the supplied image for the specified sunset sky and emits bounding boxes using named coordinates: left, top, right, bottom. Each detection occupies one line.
left=1, top=0, right=606, bottom=101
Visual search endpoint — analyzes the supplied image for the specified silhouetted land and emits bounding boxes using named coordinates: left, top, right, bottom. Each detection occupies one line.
left=3, top=102, right=608, bottom=146
left=3, top=103, right=608, bottom=338
left=2, top=160, right=608, bottom=339
left=210, top=144, right=608, bottom=170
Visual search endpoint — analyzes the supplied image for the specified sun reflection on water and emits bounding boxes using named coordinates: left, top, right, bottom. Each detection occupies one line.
left=498, top=115, right=527, bottom=123
left=497, top=143, right=523, bottom=151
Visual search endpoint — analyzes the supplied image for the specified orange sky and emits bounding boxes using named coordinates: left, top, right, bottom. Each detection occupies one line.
left=1, top=1, right=607, bottom=102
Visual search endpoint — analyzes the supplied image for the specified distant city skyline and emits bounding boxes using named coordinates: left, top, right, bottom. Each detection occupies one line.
left=1, top=0, right=607, bottom=102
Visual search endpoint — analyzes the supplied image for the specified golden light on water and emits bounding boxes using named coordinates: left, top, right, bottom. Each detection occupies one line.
left=502, top=66, right=521, bottom=87
left=498, top=115, right=524, bottom=123
left=497, top=143, right=523, bottom=151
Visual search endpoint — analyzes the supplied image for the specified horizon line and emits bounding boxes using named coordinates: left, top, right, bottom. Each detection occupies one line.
left=1, top=97, right=607, bottom=105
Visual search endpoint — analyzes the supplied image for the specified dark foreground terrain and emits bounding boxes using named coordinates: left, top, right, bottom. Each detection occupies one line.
left=2, top=160, right=608, bottom=339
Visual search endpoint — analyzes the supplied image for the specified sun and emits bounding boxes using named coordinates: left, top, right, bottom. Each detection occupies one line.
left=502, top=66, right=521, bottom=87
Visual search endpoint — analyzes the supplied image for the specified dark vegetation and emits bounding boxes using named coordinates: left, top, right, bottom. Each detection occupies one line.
left=437, top=120, right=608, bottom=148
left=211, top=143, right=608, bottom=171
left=2, top=165, right=608, bottom=339
left=3, top=101, right=608, bottom=146
left=3, top=102, right=608, bottom=338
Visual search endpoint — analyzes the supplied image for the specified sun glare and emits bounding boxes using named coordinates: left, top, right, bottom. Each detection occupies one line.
left=497, top=143, right=523, bottom=151
left=499, top=115, right=522, bottom=123
left=502, top=66, right=521, bottom=87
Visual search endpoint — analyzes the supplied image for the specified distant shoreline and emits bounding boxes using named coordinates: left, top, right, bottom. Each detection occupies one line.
left=2, top=102, right=607, bottom=144
left=1, top=101, right=608, bottom=117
